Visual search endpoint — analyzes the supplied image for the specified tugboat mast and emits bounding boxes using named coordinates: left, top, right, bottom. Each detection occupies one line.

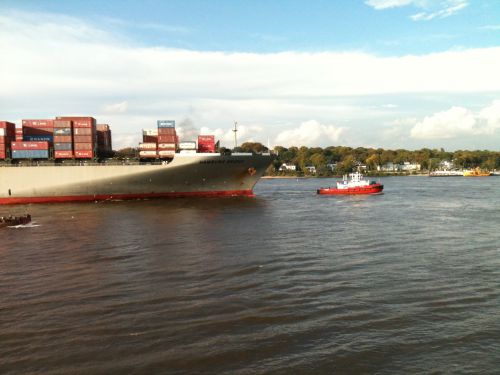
left=233, top=121, right=238, bottom=149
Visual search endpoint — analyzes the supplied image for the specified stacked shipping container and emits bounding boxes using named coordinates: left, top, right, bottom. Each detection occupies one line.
left=53, top=120, right=73, bottom=159
left=22, top=119, right=54, bottom=143
left=198, top=135, right=216, bottom=153
left=15, top=128, right=23, bottom=141
left=157, top=120, right=176, bottom=158
left=58, top=117, right=96, bottom=159
left=11, top=141, right=50, bottom=159
left=0, top=121, right=16, bottom=160
left=96, top=124, right=112, bottom=157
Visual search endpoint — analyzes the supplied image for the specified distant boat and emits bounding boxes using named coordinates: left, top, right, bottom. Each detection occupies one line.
left=317, top=171, right=383, bottom=195
left=429, top=170, right=463, bottom=177
left=0, top=214, right=31, bottom=228
left=463, top=168, right=491, bottom=177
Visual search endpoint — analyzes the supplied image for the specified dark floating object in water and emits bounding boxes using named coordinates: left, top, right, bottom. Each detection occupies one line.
left=0, top=214, right=31, bottom=228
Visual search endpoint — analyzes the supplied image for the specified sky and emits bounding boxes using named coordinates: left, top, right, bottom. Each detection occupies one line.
left=0, top=0, right=499, bottom=150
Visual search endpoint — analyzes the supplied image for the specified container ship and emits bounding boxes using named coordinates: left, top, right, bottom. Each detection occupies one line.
left=0, top=117, right=273, bottom=205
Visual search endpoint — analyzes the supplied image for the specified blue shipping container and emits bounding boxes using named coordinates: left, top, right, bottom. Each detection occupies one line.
left=12, top=150, right=49, bottom=159
left=157, top=120, right=175, bottom=128
left=54, top=128, right=72, bottom=135
left=23, top=135, right=54, bottom=142
left=54, top=143, right=73, bottom=151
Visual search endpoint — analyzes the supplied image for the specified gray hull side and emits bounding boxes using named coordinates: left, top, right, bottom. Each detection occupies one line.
left=0, top=154, right=273, bottom=201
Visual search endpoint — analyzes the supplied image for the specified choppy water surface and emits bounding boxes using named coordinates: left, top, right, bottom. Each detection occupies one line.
left=1, top=177, right=500, bottom=374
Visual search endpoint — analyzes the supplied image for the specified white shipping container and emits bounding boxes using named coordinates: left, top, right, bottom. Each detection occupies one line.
left=143, top=129, right=158, bottom=136
left=139, top=151, right=157, bottom=157
left=158, top=143, right=176, bottom=149
left=0, top=128, right=5, bottom=136
left=138, top=142, right=157, bottom=149
left=178, top=141, right=196, bottom=149
left=158, top=150, right=175, bottom=156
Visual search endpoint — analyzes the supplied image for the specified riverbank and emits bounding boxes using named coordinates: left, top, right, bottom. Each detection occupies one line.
left=262, top=173, right=430, bottom=179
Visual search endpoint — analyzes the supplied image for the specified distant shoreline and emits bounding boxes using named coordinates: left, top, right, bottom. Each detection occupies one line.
left=261, top=174, right=430, bottom=179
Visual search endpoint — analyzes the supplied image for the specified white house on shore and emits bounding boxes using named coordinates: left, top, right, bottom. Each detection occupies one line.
left=279, top=163, right=297, bottom=171
left=378, top=162, right=421, bottom=172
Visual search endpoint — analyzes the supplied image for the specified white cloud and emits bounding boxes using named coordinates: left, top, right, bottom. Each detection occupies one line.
left=478, top=100, right=500, bottom=130
left=410, top=101, right=500, bottom=139
left=103, top=101, right=128, bottom=113
left=1, top=9, right=499, bottom=150
left=366, top=0, right=468, bottom=20
left=480, top=25, right=500, bottom=31
left=274, top=120, right=345, bottom=147
left=410, top=107, right=475, bottom=139
left=365, top=0, right=415, bottom=10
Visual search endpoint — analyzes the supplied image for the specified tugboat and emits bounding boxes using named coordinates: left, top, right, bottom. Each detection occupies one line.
left=317, top=171, right=383, bottom=195
left=0, top=214, right=31, bottom=228
left=463, top=168, right=491, bottom=177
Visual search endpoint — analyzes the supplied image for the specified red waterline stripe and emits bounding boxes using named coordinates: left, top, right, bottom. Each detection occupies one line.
left=0, top=190, right=255, bottom=205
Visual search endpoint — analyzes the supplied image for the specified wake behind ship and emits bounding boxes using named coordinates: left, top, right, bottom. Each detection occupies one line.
left=0, top=117, right=273, bottom=204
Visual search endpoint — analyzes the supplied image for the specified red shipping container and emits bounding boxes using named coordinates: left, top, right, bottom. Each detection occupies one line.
left=15, top=128, right=23, bottom=134
left=58, top=116, right=96, bottom=128
left=0, top=150, right=6, bottom=159
left=22, top=119, right=54, bottom=127
left=73, top=128, right=93, bottom=135
left=0, top=136, right=4, bottom=144
left=0, top=121, right=16, bottom=137
left=198, top=135, right=215, bottom=143
left=157, top=128, right=176, bottom=135
left=73, top=135, right=93, bottom=143
left=16, top=136, right=23, bottom=141
left=11, top=141, right=49, bottom=150
left=54, top=135, right=72, bottom=143
left=74, top=150, right=94, bottom=158
left=143, top=135, right=158, bottom=143
left=0, top=121, right=15, bottom=128
left=0, top=143, right=5, bottom=151
left=198, top=145, right=215, bottom=153
left=157, top=135, right=177, bottom=143
left=54, top=120, right=72, bottom=128
left=74, top=143, right=93, bottom=150
left=54, top=150, right=73, bottom=158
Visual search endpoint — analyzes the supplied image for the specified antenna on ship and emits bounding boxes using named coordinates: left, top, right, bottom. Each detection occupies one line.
left=233, top=121, right=238, bottom=150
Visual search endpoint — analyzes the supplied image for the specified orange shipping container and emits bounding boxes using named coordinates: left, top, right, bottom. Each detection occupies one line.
left=74, top=150, right=94, bottom=158
left=54, top=151, right=73, bottom=158
left=54, top=120, right=72, bottom=128
left=22, top=119, right=54, bottom=127
left=74, top=143, right=93, bottom=150
left=73, top=135, right=93, bottom=143
left=157, top=128, right=176, bottom=135
left=73, top=128, right=93, bottom=135
left=54, top=135, right=72, bottom=143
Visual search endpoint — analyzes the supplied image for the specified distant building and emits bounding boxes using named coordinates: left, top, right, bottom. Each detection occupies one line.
left=439, top=160, right=454, bottom=170
left=400, top=162, right=421, bottom=171
left=326, top=163, right=337, bottom=171
left=378, top=162, right=420, bottom=172
left=305, top=165, right=316, bottom=174
left=279, top=163, right=297, bottom=171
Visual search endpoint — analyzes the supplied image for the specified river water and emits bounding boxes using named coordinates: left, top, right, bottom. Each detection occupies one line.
left=1, top=176, right=500, bottom=374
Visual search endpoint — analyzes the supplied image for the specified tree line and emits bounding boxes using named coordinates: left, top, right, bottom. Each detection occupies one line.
left=237, top=143, right=500, bottom=176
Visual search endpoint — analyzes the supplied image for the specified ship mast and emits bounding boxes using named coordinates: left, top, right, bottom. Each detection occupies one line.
left=233, top=121, right=238, bottom=149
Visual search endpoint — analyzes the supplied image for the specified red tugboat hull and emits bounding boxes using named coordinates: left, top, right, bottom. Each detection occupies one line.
left=317, top=183, right=384, bottom=195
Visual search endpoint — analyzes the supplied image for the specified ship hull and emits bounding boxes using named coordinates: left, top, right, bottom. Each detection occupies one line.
left=0, top=153, right=273, bottom=204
